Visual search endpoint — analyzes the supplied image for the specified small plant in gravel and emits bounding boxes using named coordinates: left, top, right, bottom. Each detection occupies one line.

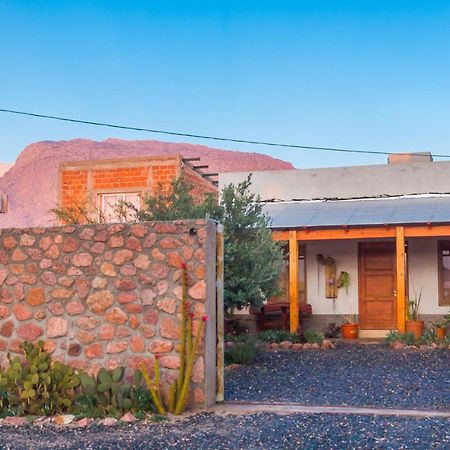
left=385, top=330, right=417, bottom=346
left=225, top=335, right=263, bottom=365
left=304, top=330, right=324, bottom=345
left=257, top=329, right=301, bottom=343
left=418, top=327, right=437, bottom=346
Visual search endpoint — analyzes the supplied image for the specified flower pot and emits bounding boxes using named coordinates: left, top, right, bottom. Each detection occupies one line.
left=341, top=323, right=359, bottom=339
left=405, top=320, right=424, bottom=339
left=436, top=327, right=446, bottom=340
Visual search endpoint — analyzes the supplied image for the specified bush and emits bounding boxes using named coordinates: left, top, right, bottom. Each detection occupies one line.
left=225, top=336, right=263, bottom=365
left=385, top=330, right=416, bottom=346
left=257, top=329, right=301, bottom=343
left=418, top=327, right=437, bottom=346
left=304, top=330, right=324, bottom=345
left=324, top=323, right=341, bottom=338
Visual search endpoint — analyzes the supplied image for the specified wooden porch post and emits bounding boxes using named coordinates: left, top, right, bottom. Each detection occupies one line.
left=289, top=230, right=299, bottom=333
left=396, top=226, right=406, bottom=332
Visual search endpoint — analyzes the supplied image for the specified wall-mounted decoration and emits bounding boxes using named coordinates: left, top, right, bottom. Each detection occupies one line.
left=317, top=254, right=337, bottom=299
left=337, top=271, right=350, bottom=294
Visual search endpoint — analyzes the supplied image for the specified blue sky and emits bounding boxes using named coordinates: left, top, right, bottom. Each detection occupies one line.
left=1, top=1, right=450, bottom=168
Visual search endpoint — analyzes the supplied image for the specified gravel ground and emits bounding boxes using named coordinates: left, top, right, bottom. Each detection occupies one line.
left=225, top=344, right=450, bottom=409
left=0, top=413, right=449, bottom=450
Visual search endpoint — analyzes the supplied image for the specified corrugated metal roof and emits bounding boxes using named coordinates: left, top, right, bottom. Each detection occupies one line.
left=263, top=195, right=450, bottom=229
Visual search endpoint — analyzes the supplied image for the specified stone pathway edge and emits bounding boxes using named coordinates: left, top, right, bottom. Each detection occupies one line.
left=212, top=402, right=450, bottom=418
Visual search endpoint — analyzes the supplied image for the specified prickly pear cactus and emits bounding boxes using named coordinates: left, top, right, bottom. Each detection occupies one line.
left=0, top=341, right=80, bottom=415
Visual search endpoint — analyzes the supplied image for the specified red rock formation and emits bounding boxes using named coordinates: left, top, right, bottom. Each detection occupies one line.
left=0, top=138, right=293, bottom=227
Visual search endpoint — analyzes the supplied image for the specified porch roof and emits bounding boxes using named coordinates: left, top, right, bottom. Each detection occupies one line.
left=263, top=195, right=450, bottom=229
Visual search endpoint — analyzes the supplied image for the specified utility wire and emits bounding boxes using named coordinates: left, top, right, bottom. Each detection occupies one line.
left=1, top=107, right=449, bottom=158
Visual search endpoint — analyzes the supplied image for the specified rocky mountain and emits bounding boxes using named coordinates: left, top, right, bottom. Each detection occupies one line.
left=0, top=138, right=293, bottom=228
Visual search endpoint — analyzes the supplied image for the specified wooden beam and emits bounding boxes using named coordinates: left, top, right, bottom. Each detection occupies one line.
left=215, top=226, right=224, bottom=402
left=396, top=226, right=406, bottom=333
left=273, top=227, right=396, bottom=241
left=274, top=224, right=450, bottom=242
left=289, top=231, right=299, bottom=333
left=405, top=225, right=450, bottom=238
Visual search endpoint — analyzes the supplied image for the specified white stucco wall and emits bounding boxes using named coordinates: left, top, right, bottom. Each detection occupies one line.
left=408, top=238, right=449, bottom=315
left=304, top=238, right=448, bottom=317
left=305, top=240, right=359, bottom=315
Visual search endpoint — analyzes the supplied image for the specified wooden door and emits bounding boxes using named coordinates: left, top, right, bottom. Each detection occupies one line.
left=359, top=242, right=397, bottom=329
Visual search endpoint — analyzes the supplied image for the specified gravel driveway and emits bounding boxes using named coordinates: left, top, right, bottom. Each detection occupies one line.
left=225, top=344, right=450, bottom=409
left=0, top=413, right=449, bottom=450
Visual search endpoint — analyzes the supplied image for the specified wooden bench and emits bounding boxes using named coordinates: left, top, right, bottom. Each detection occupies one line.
left=255, top=302, right=313, bottom=332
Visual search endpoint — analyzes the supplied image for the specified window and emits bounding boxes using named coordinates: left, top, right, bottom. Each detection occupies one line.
left=438, top=241, right=450, bottom=306
left=98, top=193, right=140, bottom=222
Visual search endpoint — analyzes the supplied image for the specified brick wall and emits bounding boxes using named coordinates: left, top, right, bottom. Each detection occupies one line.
left=59, top=156, right=218, bottom=220
left=0, top=220, right=218, bottom=407
left=181, top=165, right=218, bottom=203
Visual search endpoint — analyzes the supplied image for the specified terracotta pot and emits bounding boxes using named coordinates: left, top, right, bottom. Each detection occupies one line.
left=405, top=320, right=424, bottom=339
left=436, top=327, right=446, bottom=340
left=341, top=323, right=359, bottom=339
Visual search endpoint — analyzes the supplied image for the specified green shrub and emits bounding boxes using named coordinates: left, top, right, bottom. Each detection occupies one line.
left=304, top=329, right=324, bottom=345
left=385, top=330, right=416, bottom=346
left=257, top=329, right=301, bottom=343
left=418, top=327, right=437, bottom=346
left=225, top=336, right=263, bottom=365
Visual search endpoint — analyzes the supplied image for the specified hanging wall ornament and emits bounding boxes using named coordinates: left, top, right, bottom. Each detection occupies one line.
left=317, top=254, right=337, bottom=299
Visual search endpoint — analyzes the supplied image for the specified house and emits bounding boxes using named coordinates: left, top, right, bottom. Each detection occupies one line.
left=59, top=155, right=218, bottom=222
left=220, top=153, right=450, bottom=337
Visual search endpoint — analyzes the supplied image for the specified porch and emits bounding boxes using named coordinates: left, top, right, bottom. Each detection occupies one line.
left=266, top=197, right=450, bottom=338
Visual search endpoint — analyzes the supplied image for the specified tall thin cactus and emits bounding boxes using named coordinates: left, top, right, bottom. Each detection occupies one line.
left=140, top=262, right=208, bottom=415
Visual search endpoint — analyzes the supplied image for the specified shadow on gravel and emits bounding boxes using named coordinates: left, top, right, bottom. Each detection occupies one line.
left=225, top=344, right=450, bottom=409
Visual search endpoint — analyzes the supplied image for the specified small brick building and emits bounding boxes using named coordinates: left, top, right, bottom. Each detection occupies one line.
left=59, top=155, right=218, bottom=222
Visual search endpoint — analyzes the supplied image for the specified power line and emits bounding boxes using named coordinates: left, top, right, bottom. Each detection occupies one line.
left=1, top=107, right=449, bottom=158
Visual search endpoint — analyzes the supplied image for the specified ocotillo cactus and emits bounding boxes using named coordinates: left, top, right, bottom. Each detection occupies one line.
left=140, top=355, right=165, bottom=415
left=140, top=262, right=208, bottom=415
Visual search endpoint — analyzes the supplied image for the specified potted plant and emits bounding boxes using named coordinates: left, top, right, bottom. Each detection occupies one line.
left=405, top=290, right=424, bottom=339
left=341, top=314, right=359, bottom=339
left=430, top=314, right=450, bottom=340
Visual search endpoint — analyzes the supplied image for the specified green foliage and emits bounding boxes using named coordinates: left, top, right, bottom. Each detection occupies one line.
left=418, top=328, right=437, bottom=346
left=406, top=290, right=422, bottom=321
left=257, top=329, right=301, bottom=343
left=304, top=330, right=324, bottom=345
left=136, top=177, right=220, bottom=222
left=75, top=368, right=152, bottom=418
left=217, top=176, right=284, bottom=312
left=225, top=335, right=263, bottom=365
left=135, top=175, right=284, bottom=313
left=384, top=330, right=417, bottom=346
left=0, top=341, right=80, bottom=416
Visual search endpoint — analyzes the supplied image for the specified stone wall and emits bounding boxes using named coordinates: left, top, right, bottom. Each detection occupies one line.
left=0, top=219, right=218, bottom=407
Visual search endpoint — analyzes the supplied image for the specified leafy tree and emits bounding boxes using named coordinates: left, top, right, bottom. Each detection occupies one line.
left=139, top=175, right=284, bottom=313
left=134, top=177, right=220, bottom=222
